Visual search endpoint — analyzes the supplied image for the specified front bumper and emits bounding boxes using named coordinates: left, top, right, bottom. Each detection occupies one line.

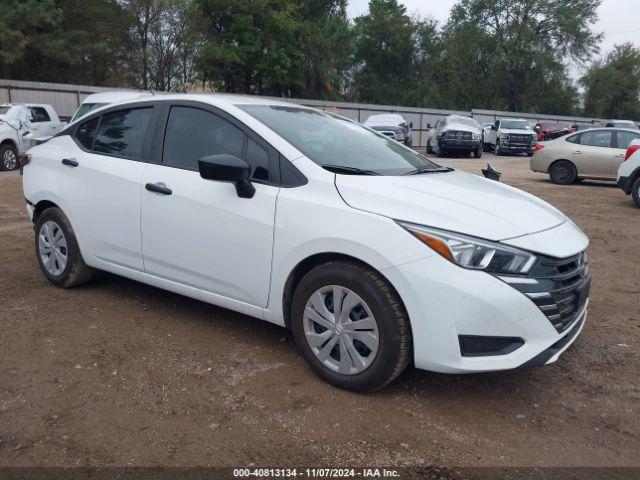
left=383, top=253, right=587, bottom=373
left=439, top=138, right=481, bottom=151
left=499, top=143, right=534, bottom=153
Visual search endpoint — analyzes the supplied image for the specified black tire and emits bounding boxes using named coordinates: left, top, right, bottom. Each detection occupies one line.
left=632, top=177, right=640, bottom=208
left=34, top=207, right=93, bottom=288
left=527, top=152, right=534, bottom=157
left=290, top=261, right=411, bottom=392
left=437, top=146, right=447, bottom=157
left=426, top=140, right=433, bottom=154
left=494, top=142, right=502, bottom=156
left=0, top=144, right=19, bottom=171
left=473, top=146, right=482, bottom=159
left=549, top=160, right=577, bottom=185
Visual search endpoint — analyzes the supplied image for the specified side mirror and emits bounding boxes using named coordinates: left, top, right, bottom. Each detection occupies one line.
left=409, top=121, right=414, bottom=129
left=491, top=125, right=497, bottom=131
left=534, top=126, right=540, bottom=132
left=198, top=154, right=255, bottom=199
left=426, top=123, right=432, bottom=129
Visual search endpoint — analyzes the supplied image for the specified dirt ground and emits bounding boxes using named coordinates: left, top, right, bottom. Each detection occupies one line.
left=1, top=154, right=638, bottom=470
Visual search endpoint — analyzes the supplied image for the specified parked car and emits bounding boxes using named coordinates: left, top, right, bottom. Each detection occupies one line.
left=530, top=127, right=640, bottom=184
left=425, top=115, right=482, bottom=158
left=602, top=120, right=639, bottom=130
left=617, top=139, right=640, bottom=207
left=71, top=91, right=151, bottom=122
left=362, top=113, right=413, bottom=146
left=484, top=119, right=537, bottom=156
left=23, top=94, right=590, bottom=392
left=534, top=122, right=574, bottom=141
left=1, top=103, right=64, bottom=171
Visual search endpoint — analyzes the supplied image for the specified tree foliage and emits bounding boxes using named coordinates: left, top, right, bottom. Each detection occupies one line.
left=1, top=0, right=636, bottom=119
left=582, top=43, right=640, bottom=120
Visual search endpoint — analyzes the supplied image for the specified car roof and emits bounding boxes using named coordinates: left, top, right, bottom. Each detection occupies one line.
left=87, top=92, right=303, bottom=109
left=363, top=113, right=405, bottom=123
left=80, top=91, right=153, bottom=103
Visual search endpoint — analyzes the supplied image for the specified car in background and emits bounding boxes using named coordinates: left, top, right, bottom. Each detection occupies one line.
left=530, top=128, right=640, bottom=184
left=426, top=115, right=482, bottom=158
left=362, top=114, right=413, bottom=146
left=71, top=91, right=150, bottom=122
left=534, top=122, right=574, bottom=141
left=1, top=103, right=64, bottom=170
left=617, top=139, right=640, bottom=207
left=602, top=120, right=639, bottom=130
left=484, top=119, right=537, bottom=156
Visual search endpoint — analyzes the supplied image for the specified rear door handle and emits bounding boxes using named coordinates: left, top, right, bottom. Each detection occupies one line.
left=145, top=182, right=172, bottom=195
left=61, top=158, right=78, bottom=167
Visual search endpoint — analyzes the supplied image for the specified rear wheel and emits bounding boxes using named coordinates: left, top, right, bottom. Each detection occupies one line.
left=0, top=144, right=18, bottom=171
left=632, top=177, right=640, bottom=208
left=290, top=261, right=411, bottom=392
left=35, top=207, right=93, bottom=288
left=549, top=160, right=577, bottom=185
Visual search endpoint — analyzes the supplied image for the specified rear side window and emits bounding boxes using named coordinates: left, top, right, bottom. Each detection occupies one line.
left=93, top=108, right=152, bottom=159
left=616, top=130, right=640, bottom=149
left=579, top=130, right=612, bottom=148
left=75, top=117, right=99, bottom=150
left=30, top=107, right=51, bottom=123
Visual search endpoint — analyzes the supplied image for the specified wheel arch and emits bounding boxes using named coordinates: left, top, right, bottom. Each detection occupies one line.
left=281, top=252, right=409, bottom=332
left=1, top=138, right=18, bottom=150
left=32, top=200, right=61, bottom=224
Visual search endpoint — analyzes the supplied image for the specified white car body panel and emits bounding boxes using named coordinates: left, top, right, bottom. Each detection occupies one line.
left=22, top=93, right=591, bottom=377
left=335, top=170, right=565, bottom=241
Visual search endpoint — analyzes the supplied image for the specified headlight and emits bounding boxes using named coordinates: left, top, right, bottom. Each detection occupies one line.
left=398, top=222, right=537, bottom=275
left=472, top=133, right=480, bottom=140
left=499, top=133, right=509, bottom=140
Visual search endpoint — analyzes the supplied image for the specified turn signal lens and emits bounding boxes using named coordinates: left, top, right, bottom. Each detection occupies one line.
left=412, top=231, right=455, bottom=262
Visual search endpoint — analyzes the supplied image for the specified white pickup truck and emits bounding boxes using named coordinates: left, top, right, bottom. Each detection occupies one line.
left=483, top=118, right=538, bottom=156
left=0, top=103, right=64, bottom=170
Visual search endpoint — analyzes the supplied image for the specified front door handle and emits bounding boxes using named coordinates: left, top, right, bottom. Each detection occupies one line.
left=572, top=151, right=582, bottom=154
left=61, top=158, right=78, bottom=167
left=145, top=182, right=172, bottom=195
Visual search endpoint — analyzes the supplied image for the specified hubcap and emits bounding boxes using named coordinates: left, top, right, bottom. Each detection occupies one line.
left=3, top=149, right=17, bottom=170
left=555, top=166, right=569, bottom=180
left=38, top=220, right=68, bottom=276
left=303, top=285, right=379, bottom=375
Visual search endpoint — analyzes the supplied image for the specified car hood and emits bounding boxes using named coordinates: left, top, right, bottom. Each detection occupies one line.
left=500, top=128, right=536, bottom=135
left=335, top=170, right=566, bottom=241
left=444, top=122, right=481, bottom=134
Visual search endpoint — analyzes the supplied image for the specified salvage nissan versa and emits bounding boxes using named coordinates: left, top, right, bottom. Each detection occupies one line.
left=22, top=94, right=591, bottom=392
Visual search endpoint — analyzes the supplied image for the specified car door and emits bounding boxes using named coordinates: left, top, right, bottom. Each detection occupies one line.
left=28, top=106, right=56, bottom=137
left=613, top=130, right=640, bottom=175
left=569, top=130, right=615, bottom=178
left=59, top=104, right=156, bottom=270
left=140, top=102, right=279, bottom=308
left=486, top=121, right=498, bottom=145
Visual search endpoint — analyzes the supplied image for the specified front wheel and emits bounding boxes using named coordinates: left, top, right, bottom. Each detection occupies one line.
left=632, top=177, right=640, bottom=208
left=473, top=146, right=482, bottom=158
left=35, top=207, right=93, bottom=288
left=290, top=261, right=411, bottom=392
left=0, top=144, right=19, bottom=171
left=549, top=160, right=577, bottom=185
left=494, top=142, right=502, bottom=156
left=426, top=140, right=433, bottom=154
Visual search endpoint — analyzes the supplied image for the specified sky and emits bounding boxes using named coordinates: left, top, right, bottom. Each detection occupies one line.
left=346, top=0, right=640, bottom=64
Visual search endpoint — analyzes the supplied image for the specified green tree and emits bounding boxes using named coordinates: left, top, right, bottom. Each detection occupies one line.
left=582, top=43, right=640, bottom=120
left=438, top=0, right=600, bottom=113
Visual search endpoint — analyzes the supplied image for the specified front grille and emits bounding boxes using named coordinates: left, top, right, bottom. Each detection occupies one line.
left=501, top=252, right=590, bottom=332
left=507, top=134, right=532, bottom=145
left=445, top=130, right=472, bottom=140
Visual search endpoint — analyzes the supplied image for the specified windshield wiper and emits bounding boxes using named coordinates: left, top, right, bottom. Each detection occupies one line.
left=403, top=166, right=454, bottom=175
left=322, top=164, right=381, bottom=176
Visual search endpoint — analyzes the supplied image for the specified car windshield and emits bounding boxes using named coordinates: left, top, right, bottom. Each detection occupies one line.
left=501, top=120, right=529, bottom=130
left=72, top=102, right=107, bottom=122
left=239, top=105, right=445, bottom=175
left=449, top=117, right=477, bottom=128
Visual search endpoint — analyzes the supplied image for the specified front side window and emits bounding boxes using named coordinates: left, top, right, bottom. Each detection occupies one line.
left=30, top=107, right=51, bottom=123
left=163, top=106, right=243, bottom=171
left=580, top=130, right=612, bottom=148
left=239, top=105, right=443, bottom=176
left=73, top=103, right=107, bottom=122
left=93, top=108, right=152, bottom=159
left=616, top=130, right=640, bottom=149
left=75, top=117, right=99, bottom=150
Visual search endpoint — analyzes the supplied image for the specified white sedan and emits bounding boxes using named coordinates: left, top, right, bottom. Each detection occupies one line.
left=22, top=94, right=590, bottom=391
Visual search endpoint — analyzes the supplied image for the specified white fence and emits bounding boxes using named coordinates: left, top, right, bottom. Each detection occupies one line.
left=1, top=79, right=606, bottom=148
